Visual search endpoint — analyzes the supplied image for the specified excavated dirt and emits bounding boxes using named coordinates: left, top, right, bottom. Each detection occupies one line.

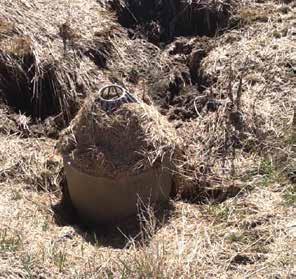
left=147, top=37, right=216, bottom=120
left=111, top=0, right=236, bottom=44
left=106, top=0, right=234, bottom=122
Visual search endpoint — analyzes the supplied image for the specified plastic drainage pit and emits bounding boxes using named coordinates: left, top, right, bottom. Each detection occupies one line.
left=63, top=84, right=172, bottom=225
left=63, top=155, right=172, bottom=224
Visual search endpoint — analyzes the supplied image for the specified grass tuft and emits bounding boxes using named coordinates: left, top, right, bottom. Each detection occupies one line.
left=283, top=185, right=296, bottom=206
left=0, top=229, right=22, bottom=253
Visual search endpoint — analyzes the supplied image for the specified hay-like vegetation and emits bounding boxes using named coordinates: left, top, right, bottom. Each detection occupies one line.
left=111, top=0, right=238, bottom=42
left=0, top=0, right=295, bottom=278
left=0, top=0, right=117, bottom=124
left=58, top=97, right=180, bottom=177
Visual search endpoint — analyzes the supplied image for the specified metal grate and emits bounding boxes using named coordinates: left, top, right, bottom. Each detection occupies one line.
left=96, top=84, right=139, bottom=112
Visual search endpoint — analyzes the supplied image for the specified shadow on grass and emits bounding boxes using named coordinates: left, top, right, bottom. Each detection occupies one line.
left=52, top=179, right=175, bottom=249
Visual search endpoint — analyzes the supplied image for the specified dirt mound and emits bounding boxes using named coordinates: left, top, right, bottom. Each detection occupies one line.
left=0, top=1, right=117, bottom=129
left=58, top=97, right=180, bottom=177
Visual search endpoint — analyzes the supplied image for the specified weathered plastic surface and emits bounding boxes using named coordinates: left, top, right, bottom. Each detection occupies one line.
left=64, top=157, right=172, bottom=224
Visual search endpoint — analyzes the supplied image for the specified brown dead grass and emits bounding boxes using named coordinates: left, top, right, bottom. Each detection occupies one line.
left=58, top=100, right=180, bottom=176
left=0, top=0, right=118, bottom=123
left=0, top=0, right=296, bottom=278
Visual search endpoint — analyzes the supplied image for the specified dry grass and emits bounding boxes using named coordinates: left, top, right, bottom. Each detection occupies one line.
left=0, top=0, right=117, bottom=122
left=0, top=0, right=296, bottom=278
left=58, top=100, right=180, bottom=176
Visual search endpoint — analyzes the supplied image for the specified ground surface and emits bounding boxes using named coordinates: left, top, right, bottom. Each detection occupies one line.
left=0, top=0, right=296, bottom=278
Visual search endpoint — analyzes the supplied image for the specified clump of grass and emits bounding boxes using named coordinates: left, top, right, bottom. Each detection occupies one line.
left=259, top=159, right=274, bottom=177
left=0, top=20, right=15, bottom=39
left=230, top=6, right=271, bottom=28
left=257, top=159, right=279, bottom=187
left=21, top=254, right=37, bottom=278
left=0, top=229, right=22, bottom=253
left=0, top=0, right=117, bottom=125
left=0, top=36, right=32, bottom=57
left=53, top=249, right=67, bottom=272
left=206, top=204, right=231, bottom=221
left=283, top=185, right=296, bottom=206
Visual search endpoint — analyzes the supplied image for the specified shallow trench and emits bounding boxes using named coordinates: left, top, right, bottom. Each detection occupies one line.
left=106, top=0, right=236, bottom=121
left=110, top=0, right=234, bottom=44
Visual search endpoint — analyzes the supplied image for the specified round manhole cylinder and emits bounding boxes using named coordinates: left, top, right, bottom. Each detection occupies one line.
left=63, top=156, right=172, bottom=224
left=97, top=84, right=139, bottom=112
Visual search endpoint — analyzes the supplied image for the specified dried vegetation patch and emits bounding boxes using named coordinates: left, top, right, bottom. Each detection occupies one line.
left=0, top=0, right=296, bottom=278
left=0, top=0, right=116, bottom=126
left=58, top=100, right=180, bottom=176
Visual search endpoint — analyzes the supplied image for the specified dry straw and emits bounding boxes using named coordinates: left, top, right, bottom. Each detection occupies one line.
left=58, top=98, right=181, bottom=177
left=0, top=1, right=295, bottom=278
left=0, top=0, right=117, bottom=122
